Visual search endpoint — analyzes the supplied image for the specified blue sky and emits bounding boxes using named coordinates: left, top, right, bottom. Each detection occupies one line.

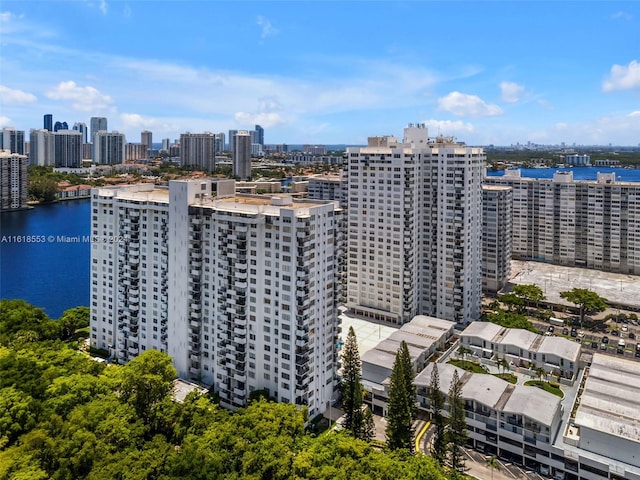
left=1, top=1, right=639, bottom=146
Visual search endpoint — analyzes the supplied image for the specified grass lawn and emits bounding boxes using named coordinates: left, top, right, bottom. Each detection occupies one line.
left=493, top=373, right=518, bottom=384
left=447, top=359, right=488, bottom=374
left=524, top=380, right=564, bottom=398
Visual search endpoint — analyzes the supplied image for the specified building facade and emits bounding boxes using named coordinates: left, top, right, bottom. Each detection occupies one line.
left=53, top=130, right=83, bottom=168
left=0, top=150, right=28, bottom=210
left=93, top=131, right=126, bottom=165
left=90, top=180, right=340, bottom=418
left=141, top=131, right=153, bottom=155
left=346, top=124, right=484, bottom=325
left=485, top=170, right=640, bottom=274
left=233, top=131, right=252, bottom=180
left=90, top=116, right=108, bottom=140
left=180, top=132, right=216, bottom=171
left=1, top=128, right=25, bottom=155
left=482, top=185, right=513, bottom=294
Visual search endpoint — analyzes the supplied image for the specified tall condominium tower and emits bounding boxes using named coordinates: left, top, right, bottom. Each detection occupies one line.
left=53, top=130, right=83, bottom=168
left=90, top=117, right=108, bottom=140
left=93, top=131, right=126, bottom=165
left=214, top=133, right=225, bottom=153
left=228, top=129, right=238, bottom=154
left=54, top=121, right=68, bottom=132
left=29, top=129, right=55, bottom=166
left=254, top=125, right=264, bottom=146
left=141, top=130, right=153, bottom=153
left=0, top=128, right=25, bottom=155
left=346, top=124, right=485, bottom=325
left=73, top=122, right=88, bottom=144
left=485, top=169, right=640, bottom=274
left=0, top=150, right=28, bottom=210
left=43, top=114, right=53, bottom=132
left=180, top=132, right=216, bottom=171
left=482, top=185, right=512, bottom=294
left=90, top=180, right=340, bottom=416
left=161, top=138, right=171, bottom=151
left=233, top=131, right=252, bottom=180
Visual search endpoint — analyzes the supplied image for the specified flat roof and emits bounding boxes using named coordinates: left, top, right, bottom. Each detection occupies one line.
left=460, top=321, right=503, bottom=342
left=537, top=336, right=581, bottom=362
left=503, top=386, right=561, bottom=427
left=574, top=354, right=640, bottom=444
left=500, top=328, right=538, bottom=351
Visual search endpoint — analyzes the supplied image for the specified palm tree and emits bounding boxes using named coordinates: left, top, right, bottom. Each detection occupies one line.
left=535, top=367, right=547, bottom=382
left=485, top=456, right=499, bottom=480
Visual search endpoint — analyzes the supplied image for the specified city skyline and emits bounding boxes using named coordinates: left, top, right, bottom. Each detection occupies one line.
left=1, top=1, right=639, bottom=146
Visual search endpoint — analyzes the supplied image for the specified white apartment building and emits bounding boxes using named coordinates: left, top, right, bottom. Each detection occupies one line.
left=460, top=322, right=582, bottom=381
left=93, top=131, right=126, bottom=165
left=180, top=132, right=216, bottom=171
left=417, top=354, right=640, bottom=479
left=90, top=180, right=340, bottom=417
left=482, top=185, right=512, bottom=294
left=0, top=150, right=28, bottom=210
left=346, top=124, right=485, bottom=325
left=485, top=170, right=640, bottom=274
left=232, top=131, right=252, bottom=180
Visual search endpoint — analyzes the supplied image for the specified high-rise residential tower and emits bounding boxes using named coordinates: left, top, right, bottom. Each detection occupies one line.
left=179, top=132, right=216, bottom=171
left=254, top=125, right=264, bottom=146
left=346, top=124, right=484, bottom=325
left=228, top=129, right=238, bottom=154
left=90, top=117, right=108, bottom=140
left=53, top=130, right=83, bottom=168
left=90, top=179, right=340, bottom=417
left=233, top=131, right=252, bottom=180
left=482, top=185, right=512, bottom=294
left=141, top=130, right=153, bottom=154
left=29, top=129, right=55, bottom=166
left=43, top=114, right=53, bottom=132
left=93, top=131, right=126, bottom=165
left=1, top=128, right=25, bottom=155
left=73, top=122, right=88, bottom=144
left=0, top=150, right=28, bottom=210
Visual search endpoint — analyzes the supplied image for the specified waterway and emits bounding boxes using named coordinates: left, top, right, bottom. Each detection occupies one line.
left=486, top=166, right=640, bottom=182
left=0, top=199, right=91, bottom=319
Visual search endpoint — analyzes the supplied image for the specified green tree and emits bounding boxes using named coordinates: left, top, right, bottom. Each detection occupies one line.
left=28, top=176, right=58, bottom=203
left=386, top=341, right=415, bottom=452
left=512, top=284, right=546, bottom=309
left=485, top=455, right=499, bottom=480
left=446, top=370, right=467, bottom=475
left=486, top=310, right=537, bottom=332
left=428, top=364, right=447, bottom=464
left=341, top=326, right=364, bottom=437
left=499, top=292, right=524, bottom=313
left=0, top=299, right=60, bottom=345
left=58, top=306, right=90, bottom=340
left=559, top=288, right=608, bottom=327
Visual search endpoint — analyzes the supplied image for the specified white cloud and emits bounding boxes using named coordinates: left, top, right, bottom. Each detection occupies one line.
left=611, top=11, right=632, bottom=20
left=234, top=111, right=287, bottom=128
left=46, top=81, right=113, bottom=111
left=119, top=113, right=178, bottom=134
left=500, top=81, right=525, bottom=103
left=437, top=91, right=503, bottom=117
left=0, top=85, right=37, bottom=104
left=99, top=0, right=108, bottom=15
left=0, top=115, right=12, bottom=126
left=602, top=60, right=640, bottom=92
left=422, top=119, right=475, bottom=136
left=629, top=110, right=640, bottom=117
left=257, top=15, right=278, bottom=39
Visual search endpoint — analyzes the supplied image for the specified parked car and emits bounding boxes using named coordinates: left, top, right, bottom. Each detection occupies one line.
left=600, top=343, right=608, bottom=351
left=547, top=326, right=555, bottom=333
left=570, top=328, right=577, bottom=338
left=622, top=324, right=628, bottom=332
left=562, top=328, right=569, bottom=335
left=611, top=330, right=620, bottom=336
left=629, top=332, right=635, bottom=340
left=591, top=341, right=598, bottom=349
left=603, top=336, right=609, bottom=344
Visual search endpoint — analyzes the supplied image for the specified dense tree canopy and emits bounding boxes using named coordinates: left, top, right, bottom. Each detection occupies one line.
left=0, top=302, right=447, bottom=480
left=559, top=288, right=608, bottom=327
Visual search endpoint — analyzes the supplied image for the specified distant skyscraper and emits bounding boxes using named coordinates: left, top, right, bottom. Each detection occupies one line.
left=93, top=131, right=126, bottom=165
left=254, top=124, right=264, bottom=146
left=0, top=150, right=28, bottom=210
left=29, top=129, right=55, bottom=166
left=141, top=130, right=153, bottom=154
left=232, top=131, right=252, bottom=180
left=346, top=124, right=484, bottom=325
left=73, top=122, right=88, bottom=143
left=1, top=128, right=25, bottom=155
left=228, top=129, right=238, bottom=153
left=214, top=132, right=225, bottom=153
left=179, top=132, right=216, bottom=171
left=90, top=117, right=108, bottom=141
left=53, top=130, right=83, bottom=168
left=53, top=121, right=68, bottom=132
left=44, top=114, right=53, bottom=132
left=161, top=138, right=170, bottom=151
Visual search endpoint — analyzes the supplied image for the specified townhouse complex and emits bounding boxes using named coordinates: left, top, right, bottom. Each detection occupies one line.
left=90, top=179, right=341, bottom=416
left=346, top=124, right=485, bottom=325
left=485, top=170, right=640, bottom=275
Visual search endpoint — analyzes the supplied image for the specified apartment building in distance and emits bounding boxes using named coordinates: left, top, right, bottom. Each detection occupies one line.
left=482, top=185, right=513, bottom=294
left=0, top=150, right=28, bottom=210
left=90, top=179, right=340, bottom=417
left=180, top=132, right=216, bottom=171
left=346, top=124, right=485, bottom=325
left=485, top=170, right=640, bottom=274
left=93, top=131, right=126, bottom=165
left=1, top=128, right=25, bottom=155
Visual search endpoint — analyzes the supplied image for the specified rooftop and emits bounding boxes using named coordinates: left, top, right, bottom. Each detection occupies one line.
left=574, top=353, right=640, bottom=444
